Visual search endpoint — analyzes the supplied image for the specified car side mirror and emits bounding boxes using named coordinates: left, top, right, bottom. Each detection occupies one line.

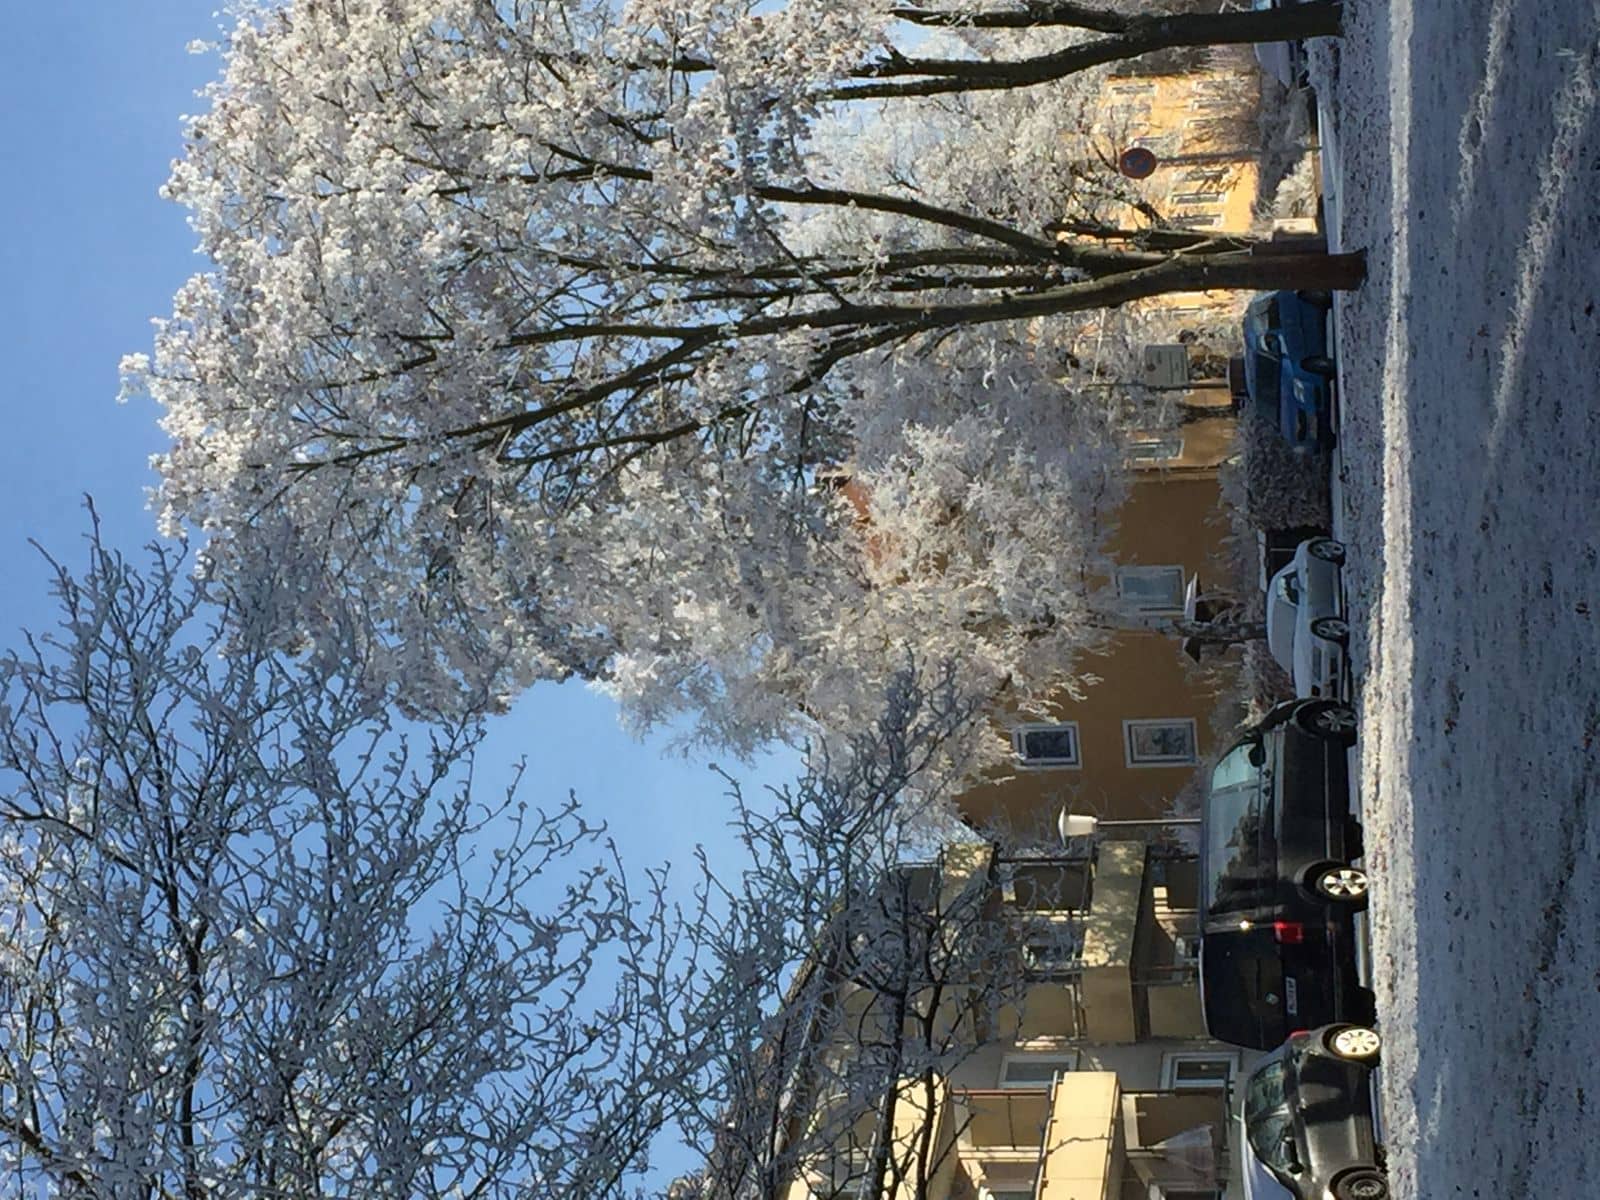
left=1247, top=743, right=1265, bottom=767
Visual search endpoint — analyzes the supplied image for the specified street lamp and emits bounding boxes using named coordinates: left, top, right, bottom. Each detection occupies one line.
left=1057, top=808, right=1202, bottom=842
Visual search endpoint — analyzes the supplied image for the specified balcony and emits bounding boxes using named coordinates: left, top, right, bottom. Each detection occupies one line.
left=1117, top=1090, right=1231, bottom=1200
left=947, top=1076, right=1232, bottom=1200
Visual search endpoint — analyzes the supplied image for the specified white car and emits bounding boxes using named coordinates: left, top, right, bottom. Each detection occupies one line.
left=1252, top=0, right=1308, bottom=90
left=1265, top=537, right=1348, bottom=699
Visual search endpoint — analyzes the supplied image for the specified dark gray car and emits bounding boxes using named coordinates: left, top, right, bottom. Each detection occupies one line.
left=1241, top=1024, right=1388, bottom=1200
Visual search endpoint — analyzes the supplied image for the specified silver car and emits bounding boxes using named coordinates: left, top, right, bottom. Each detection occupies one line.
left=1265, top=538, right=1348, bottom=699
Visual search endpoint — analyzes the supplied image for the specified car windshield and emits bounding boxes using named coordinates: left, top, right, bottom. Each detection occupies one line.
left=1203, top=741, right=1269, bottom=916
left=1245, top=1061, right=1298, bottom=1175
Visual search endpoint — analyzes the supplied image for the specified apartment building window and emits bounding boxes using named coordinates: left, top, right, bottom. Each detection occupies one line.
left=1126, top=435, right=1184, bottom=466
left=978, top=1165, right=1041, bottom=1200
left=1021, top=926, right=1087, bottom=977
left=1123, top=718, right=1199, bottom=767
left=1160, top=1051, right=1237, bottom=1092
left=1133, top=133, right=1182, bottom=155
left=999, top=1053, right=1080, bottom=1089
left=1116, top=565, right=1187, bottom=615
left=1012, top=722, right=1081, bottom=768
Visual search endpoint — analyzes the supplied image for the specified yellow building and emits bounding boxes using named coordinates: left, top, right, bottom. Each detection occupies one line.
left=771, top=845, right=1258, bottom=1200
left=958, top=417, right=1241, bottom=842
left=959, top=52, right=1264, bottom=844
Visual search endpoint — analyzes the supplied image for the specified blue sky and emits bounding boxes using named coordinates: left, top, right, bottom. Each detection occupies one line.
left=0, top=2, right=799, bottom=936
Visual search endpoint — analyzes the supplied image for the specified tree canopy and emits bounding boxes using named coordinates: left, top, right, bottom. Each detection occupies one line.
left=124, top=0, right=1357, bottom=761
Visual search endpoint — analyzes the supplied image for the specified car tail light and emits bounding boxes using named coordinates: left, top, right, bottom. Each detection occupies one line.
left=1273, top=920, right=1305, bottom=944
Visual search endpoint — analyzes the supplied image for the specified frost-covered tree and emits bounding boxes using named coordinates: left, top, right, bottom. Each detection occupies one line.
left=0, top=527, right=716, bottom=1197
left=664, top=666, right=1100, bottom=1200
left=0, top=530, right=1077, bottom=1199
left=125, top=0, right=1359, bottom=762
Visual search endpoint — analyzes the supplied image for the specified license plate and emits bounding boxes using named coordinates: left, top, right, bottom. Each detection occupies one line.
left=1285, top=976, right=1300, bottom=1015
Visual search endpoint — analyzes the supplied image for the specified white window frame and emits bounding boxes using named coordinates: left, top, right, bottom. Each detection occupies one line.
left=1116, top=565, right=1187, bottom=615
left=1122, top=718, right=1199, bottom=768
left=982, top=1188, right=1037, bottom=1200
left=1011, top=722, right=1081, bottom=769
left=1126, top=435, right=1184, bottom=466
left=1159, top=1051, right=1238, bottom=1092
left=999, top=1052, right=1081, bottom=1089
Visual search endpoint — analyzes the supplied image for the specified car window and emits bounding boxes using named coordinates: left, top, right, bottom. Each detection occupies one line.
left=1211, top=741, right=1259, bottom=792
left=1254, top=350, right=1283, bottom=392
left=1247, top=1106, right=1298, bottom=1174
left=1245, top=1061, right=1289, bottom=1119
left=1199, top=930, right=1289, bottom=1048
left=1276, top=570, right=1300, bottom=606
left=1203, top=748, right=1270, bottom=917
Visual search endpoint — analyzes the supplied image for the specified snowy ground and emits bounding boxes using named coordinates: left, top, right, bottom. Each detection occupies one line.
left=1317, top=1, right=1600, bottom=1196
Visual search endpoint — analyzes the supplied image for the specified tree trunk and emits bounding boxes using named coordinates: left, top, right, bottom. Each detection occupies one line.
left=834, top=249, right=1367, bottom=335
left=835, top=4, right=1344, bottom=99
left=1126, top=3, right=1344, bottom=50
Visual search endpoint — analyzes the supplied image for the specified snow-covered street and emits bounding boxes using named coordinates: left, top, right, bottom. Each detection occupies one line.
left=1323, top=1, right=1600, bottom=1195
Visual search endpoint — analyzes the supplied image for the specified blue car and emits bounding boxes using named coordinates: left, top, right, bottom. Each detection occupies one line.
left=1242, top=290, right=1337, bottom=453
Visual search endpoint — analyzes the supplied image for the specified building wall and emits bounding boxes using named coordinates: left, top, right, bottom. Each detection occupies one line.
left=958, top=473, right=1240, bottom=837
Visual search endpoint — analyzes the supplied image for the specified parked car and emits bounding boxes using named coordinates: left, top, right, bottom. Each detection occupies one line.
left=1251, top=0, right=1307, bottom=89
left=1265, top=536, right=1349, bottom=699
left=1241, top=289, right=1336, bottom=453
left=1197, top=698, right=1372, bottom=1050
left=1241, top=1024, right=1388, bottom=1200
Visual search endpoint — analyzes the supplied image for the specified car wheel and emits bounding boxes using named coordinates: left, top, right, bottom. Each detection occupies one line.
left=1303, top=353, right=1337, bottom=378
left=1326, top=1024, right=1382, bottom=1063
left=1331, top=1167, right=1389, bottom=1200
left=1297, top=288, right=1333, bottom=308
left=1307, top=536, right=1346, bottom=564
left=1295, top=700, right=1357, bottom=744
left=1310, top=862, right=1370, bottom=906
left=1312, top=615, right=1350, bottom=644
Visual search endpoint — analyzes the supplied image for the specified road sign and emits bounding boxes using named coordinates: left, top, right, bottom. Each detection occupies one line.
left=1119, top=146, right=1158, bottom=179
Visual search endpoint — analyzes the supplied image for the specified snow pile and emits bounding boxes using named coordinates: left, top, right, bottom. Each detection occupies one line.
left=1319, top=1, right=1600, bottom=1195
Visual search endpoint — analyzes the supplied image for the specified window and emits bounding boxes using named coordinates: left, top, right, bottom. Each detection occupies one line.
left=1126, top=435, right=1184, bottom=466
left=999, top=1053, right=1079, bottom=1089
left=1012, top=722, right=1081, bottom=769
left=1021, top=926, right=1086, bottom=977
left=1172, top=932, right=1201, bottom=966
left=1123, top=718, right=1199, bottom=768
left=1116, top=565, right=1187, bottom=614
left=1161, top=1051, right=1237, bottom=1092
left=979, top=1165, right=1040, bottom=1200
